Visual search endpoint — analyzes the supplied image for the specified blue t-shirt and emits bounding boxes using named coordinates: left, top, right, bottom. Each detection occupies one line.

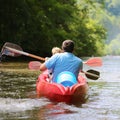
left=45, top=52, right=83, bottom=82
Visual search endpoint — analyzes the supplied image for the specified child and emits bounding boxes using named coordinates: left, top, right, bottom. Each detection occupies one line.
left=45, top=47, right=62, bottom=61
left=46, top=47, right=62, bottom=82
left=51, top=47, right=62, bottom=55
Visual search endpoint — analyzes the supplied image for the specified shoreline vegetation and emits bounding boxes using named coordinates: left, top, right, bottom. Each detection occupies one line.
left=0, top=62, right=40, bottom=76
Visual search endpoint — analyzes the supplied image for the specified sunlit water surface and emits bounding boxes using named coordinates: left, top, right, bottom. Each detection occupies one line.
left=0, top=56, right=120, bottom=120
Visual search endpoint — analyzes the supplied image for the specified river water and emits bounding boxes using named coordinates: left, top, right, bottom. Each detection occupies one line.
left=0, top=56, right=120, bottom=120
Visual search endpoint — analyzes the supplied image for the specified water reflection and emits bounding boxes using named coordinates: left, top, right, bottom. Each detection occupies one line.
left=38, top=103, right=78, bottom=120
left=0, top=72, right=36, bottom=98
left=0, top=57, right=120, bottom=120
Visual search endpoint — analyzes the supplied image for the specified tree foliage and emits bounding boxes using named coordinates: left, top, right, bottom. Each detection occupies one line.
left=105, top=34, right=120, bottom=55
left=101, top=0, right=120, bottom=55
left=0, top=0, right=106, bottom=57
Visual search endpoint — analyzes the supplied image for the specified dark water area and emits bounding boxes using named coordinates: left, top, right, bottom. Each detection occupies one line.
left=0, top=56, right=120, bottom=120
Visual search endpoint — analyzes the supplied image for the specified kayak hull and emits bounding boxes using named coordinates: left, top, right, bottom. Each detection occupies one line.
left=36, top=71, right=88, bottom=104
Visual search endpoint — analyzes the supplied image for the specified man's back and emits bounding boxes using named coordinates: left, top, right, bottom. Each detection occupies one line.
left=45, top=52, right=83, bottom=82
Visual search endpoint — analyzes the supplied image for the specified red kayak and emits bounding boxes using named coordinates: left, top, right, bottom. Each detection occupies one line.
left=36, top=70, right=88, bottom=104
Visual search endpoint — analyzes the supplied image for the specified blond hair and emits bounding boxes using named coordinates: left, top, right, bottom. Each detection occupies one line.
left=52, top=47, right=62, bottom=55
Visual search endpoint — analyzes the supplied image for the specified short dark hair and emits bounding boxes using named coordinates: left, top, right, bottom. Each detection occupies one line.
left=62, top=40, right=74, bottom=52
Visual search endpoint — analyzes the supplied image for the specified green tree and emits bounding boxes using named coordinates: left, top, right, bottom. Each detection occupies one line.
left=72, top=0, right=106, bottom=56
left=0, top=0, right=106, bottom=57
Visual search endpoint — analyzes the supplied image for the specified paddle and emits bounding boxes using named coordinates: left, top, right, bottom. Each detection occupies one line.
left=28, top=61, right=41, bottom=70
left=1, top=42, right=102, bottom=67
left=1, top=42, right=45, bottom=61
left=28, top=57, right=102, bottom=69
left=28, top=57, right=102, bottom=70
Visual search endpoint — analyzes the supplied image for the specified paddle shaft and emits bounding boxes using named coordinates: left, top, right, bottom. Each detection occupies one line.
left=83, top=71, right=99, bottom=78
left=5, top=46, right=45, bottom=61
left=4, top=43, right=102, bottom=67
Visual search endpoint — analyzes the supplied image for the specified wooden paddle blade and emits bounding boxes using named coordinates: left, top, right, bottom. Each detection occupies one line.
left=85, top=69, right=100, bottom=80
left=84, top=57, right=102, bottom=67
left=1, top=42, right=23, bottom=57
left=28, top=61, right=41, bottom=70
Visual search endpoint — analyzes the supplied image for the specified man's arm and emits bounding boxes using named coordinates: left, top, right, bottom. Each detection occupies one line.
left=40, top=62, right=47, bottom=71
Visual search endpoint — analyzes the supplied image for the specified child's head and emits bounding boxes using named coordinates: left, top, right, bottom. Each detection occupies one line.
left=52, top=47, right=62, bottom=55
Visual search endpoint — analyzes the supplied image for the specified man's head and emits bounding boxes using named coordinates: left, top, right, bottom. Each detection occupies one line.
left=62, top=40, right=74, bottom=52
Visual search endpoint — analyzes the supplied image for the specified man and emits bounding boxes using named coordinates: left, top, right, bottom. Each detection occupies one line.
left=40, top=40, right=83, bottom=82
